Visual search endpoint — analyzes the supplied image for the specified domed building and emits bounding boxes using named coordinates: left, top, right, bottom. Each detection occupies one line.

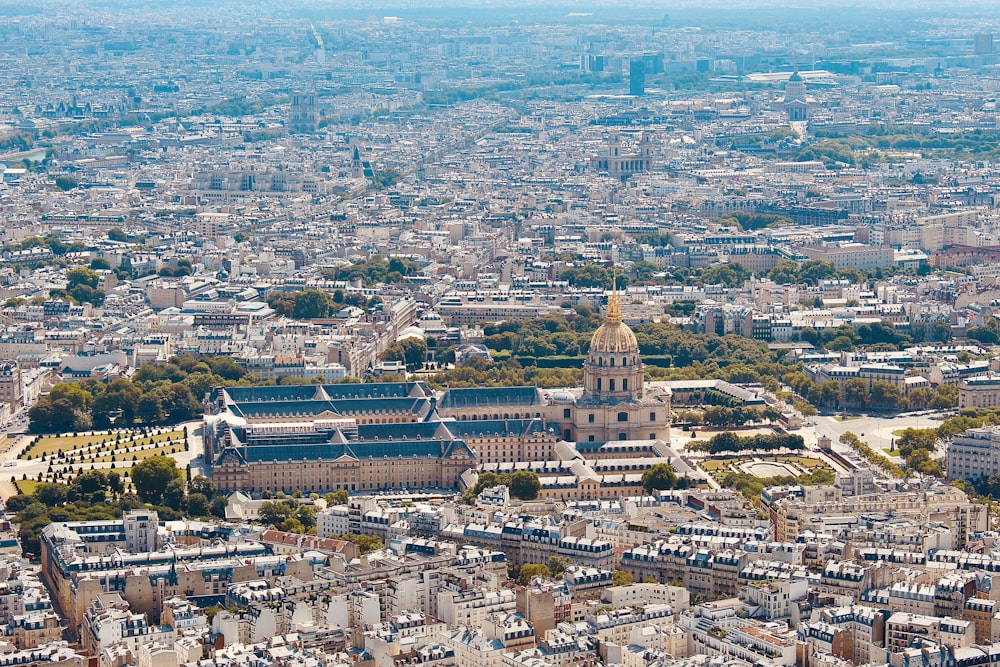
left=582, top=290, right=645, bottom=402
left=781, top=68, right=810, bottom=121
left=561, top=287, right=672, bottom=443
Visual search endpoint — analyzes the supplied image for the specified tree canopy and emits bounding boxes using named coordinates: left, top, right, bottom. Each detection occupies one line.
left=131, top=456, right=183, bottom=504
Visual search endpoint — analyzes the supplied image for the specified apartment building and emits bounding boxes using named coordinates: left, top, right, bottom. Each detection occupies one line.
left=948, top=426, right=1000, bottom=481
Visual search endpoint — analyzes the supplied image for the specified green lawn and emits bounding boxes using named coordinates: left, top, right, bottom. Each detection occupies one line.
left=779, top=456, right=827, bottom=469
left=24, top=433, right=112, bottom=458
left=92, top=442, right=185, bottom=463
left=700, top=454, right=832, bottom=481
left=14, top=480, right=38, bottom=496
left=23, top=429, right=184, bottom=459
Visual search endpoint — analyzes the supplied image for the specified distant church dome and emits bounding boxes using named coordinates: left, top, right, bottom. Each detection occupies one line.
left=589, top=290, right=638, bottom=354
left=788, top=69, right=803, bottom=82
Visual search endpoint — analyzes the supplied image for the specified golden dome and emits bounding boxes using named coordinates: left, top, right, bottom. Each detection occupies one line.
left=589, top=291, right=639, bottom=354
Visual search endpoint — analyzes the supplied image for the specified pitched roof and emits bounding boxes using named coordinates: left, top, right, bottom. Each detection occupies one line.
left=446, top=418, right=548, bottom=438
left=438, top=386, right=542, bottom=410
left=232, top=400, right=341, bottom=419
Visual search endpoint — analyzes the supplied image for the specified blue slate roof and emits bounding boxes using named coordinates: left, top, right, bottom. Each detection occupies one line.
left=445, top=418, right=548, bottom=438
left=438, top=386, right=542, bottom=410
left=222, top=381, right=430, bottom=404
left=243, top=443, right=354, bottom=463
left=321, top=381, right=430, bottom=400
left=232, top=400, right=341, bottom=419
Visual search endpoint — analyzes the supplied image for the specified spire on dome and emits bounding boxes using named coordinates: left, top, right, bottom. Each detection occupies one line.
left=607, top=271, right=622, bottom=324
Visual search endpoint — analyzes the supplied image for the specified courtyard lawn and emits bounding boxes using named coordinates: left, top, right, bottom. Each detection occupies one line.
left=699, top=454, right=833, bottom=484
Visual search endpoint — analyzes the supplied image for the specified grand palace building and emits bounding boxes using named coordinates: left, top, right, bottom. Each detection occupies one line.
left=205, top=290, right=676, bottom=498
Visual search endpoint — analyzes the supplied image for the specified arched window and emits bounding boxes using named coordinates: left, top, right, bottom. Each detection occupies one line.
left=618, top=432, right=627, bottom=440
left=610, top=358, right=615, bottom=367
left=609, top=379, right=615, bottom=392
left=622, top=379, right=628, bottom=391
left=623, top=358, right=627, bottom=366
left=596, top=378, right=602, bottom=391
left=618, top=412, right=628, bottom=422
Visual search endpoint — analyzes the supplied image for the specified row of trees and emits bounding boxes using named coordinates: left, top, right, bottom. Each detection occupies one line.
left=29, top=354, right=250, bottom=433
left=702, top=406, right=782, bottom=427
left=699, top=431, right=804, bottom=454
left=839, top=432, right=905, bottom=478
left=782, top=371, right=958, bottom=412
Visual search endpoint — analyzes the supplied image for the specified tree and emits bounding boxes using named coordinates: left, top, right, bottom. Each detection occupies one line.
left=767, top=260, right=801, bottom=285
left=896, top=428, right=938, bottom=457
left=189, top=475, right=216, bottom=498
left=332, top=533, right=384, bottom=554
left=700, top=264, right=748, bottom=288
left=548, top=556, right=572, bottom=578
left=642, top=463, right=678, bottom=493
left=281, top=518, right=306, bottom=533
left=292, top=289, right=333, bottom=319
left=162, top=478, right=186, bottom=510
left=259, top=500, right=296, bottom=527
left=612, top=570, right=635, bottom=586
left=211, top=496, right=228, bottom=519
left=48, top=383, right=93, bottom=412
left=33, top=483, right=68, bottom=506
left=518, top=563, right=552, bottom=585
left=819, top=382, right=841, bottom=408
left=185, top=493, right=211, bottom=517
left=107, top=471, right=123, bottom=495
left=205, top=357, right=246, bottom=382
left=107, top=227, right=128, bottom=242
left=843, top=378, right=869, bottom=409
left=327, top=489, right=349, bottom=505
left=29, top=398, right=81, bottom=433
left=55, top=175, right=78, bottom=191
left=137, top=390, right=168, bottom=424
left=870, top=380, right=902, bottom=410
left=64, top=267, right=105, bottom=305
left=509, top=470, right=541, bottom=500
left=398, top=338, right=428, bottom=370
left=132, top=456, right=183, bottom=504
left=70, top=470, right=108, bottom=497
left=968, top=326, right=999, bottom=346
left=92, top=378, right=141, bottom=427
left=4, top=495, right=33, bottom=514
